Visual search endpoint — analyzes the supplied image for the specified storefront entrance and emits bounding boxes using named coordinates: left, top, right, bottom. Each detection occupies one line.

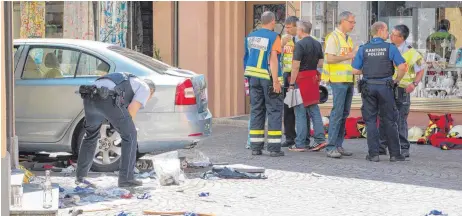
left=244, top=1, right=286, bottom=114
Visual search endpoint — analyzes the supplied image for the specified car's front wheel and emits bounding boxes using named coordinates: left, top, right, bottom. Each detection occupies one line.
left=75, top=123, right=122, bottom=172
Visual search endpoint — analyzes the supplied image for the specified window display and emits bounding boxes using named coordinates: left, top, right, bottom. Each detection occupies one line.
left=377, top=2, right=462, bottom=100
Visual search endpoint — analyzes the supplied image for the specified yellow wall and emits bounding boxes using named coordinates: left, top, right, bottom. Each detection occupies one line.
left=445, top=8, right=462, bottom=48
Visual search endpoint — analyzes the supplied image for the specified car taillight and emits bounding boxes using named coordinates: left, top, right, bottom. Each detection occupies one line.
left=175, top=79, right=196, bottom=105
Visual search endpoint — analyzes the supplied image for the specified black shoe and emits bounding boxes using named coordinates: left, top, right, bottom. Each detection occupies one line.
left=118, top=179, right=143, bottom=187
left=337, top=147, right=353, bottom=156
left=379, top=151, right=387, bottom=155
left=366, top=155, right=380, bottom=162
left=270, top=151, right=285, bottom=157
left=390, top=155, right=407, bottom=162
left=252, top=150, right=263, bottom=155
left=281, top=140, right=295, bottom=147
left=401, top=149, right=410, bottom=158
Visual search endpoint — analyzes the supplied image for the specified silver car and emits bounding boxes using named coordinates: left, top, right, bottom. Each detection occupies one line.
left=13, top=39, right=212, bottom=172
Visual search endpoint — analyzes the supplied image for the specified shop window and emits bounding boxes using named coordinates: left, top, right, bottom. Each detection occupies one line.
left=252, top=4, right=286, bottom=34
left=76, top=53, right=110, bottom=77
left=22, top=47, right=79, bottom=79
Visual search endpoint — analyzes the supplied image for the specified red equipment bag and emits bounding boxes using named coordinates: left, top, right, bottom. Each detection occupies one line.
left=428, top=132, right=462, bottom=150
left=345, top=117, right=363, bottom=139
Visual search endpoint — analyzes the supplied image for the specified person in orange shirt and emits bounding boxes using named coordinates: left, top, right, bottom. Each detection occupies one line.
left=244, top=11, right=285, bottom=157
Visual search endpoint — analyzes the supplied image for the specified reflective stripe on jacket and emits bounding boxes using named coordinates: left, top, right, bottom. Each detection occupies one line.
left=282, top=38, right=295, bottom=73
left=393, top=47, right=423, bottom=88
left=244, top=29, right=283, bottom=83
left=322, top=31, right=354, bottom=83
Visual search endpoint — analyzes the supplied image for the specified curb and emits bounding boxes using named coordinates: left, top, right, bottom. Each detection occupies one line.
left=212, top=117, right=248, bottom=127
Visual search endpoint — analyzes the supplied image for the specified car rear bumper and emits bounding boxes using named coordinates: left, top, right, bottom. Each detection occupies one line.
left=135, top=110, right=212, bottom=153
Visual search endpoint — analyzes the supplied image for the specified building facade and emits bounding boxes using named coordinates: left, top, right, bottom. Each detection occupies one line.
left=12, top=1, right=462, bottom=120
left=153, top=1, right=462, bottom=120
left=299, top=1, right=462, bottom=125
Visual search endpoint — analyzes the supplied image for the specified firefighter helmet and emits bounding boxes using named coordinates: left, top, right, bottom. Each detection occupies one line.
left=448, top=125, right=462, bottom=138
left=408, top=126, right=424, bottom=142
left=319, top=85, right=328, bottom=104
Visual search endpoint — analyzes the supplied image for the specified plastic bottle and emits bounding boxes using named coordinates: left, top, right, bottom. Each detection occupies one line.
left=42, top=170, right=53, bottom=209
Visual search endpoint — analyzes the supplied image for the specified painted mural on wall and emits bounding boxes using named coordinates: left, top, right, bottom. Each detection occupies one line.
left=63, top=2, right=95, bottom=40
left=20, top=1, right=46, bottom=38
left=252, top=4, right=286, bottom=34
left=99, top=1, right=128, bottom=47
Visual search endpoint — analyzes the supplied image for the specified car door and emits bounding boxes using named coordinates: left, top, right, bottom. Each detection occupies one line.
left=15, top=45, right=86, bottom=143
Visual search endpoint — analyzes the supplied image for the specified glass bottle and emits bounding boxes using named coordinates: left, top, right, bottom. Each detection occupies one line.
left=42, top=170, right=53, bottom=209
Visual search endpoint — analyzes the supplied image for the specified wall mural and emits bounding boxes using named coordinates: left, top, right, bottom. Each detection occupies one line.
left=63, top=2, right=95, bottom=40
left=99, top=1, right=128, bottom=47
left=20, top=1, right=46, bottom=38
left=252, top=4, right=286, bottom=34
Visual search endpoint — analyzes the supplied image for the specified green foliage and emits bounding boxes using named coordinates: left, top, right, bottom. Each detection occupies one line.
left=153, top=44, right=162, bottom=61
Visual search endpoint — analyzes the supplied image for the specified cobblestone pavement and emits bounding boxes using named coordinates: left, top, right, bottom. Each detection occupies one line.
left=54, top=125, right=462, bottom=216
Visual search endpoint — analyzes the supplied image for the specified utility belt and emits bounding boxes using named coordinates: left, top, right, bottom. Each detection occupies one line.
left=358, top=78, right=397, bottom=99
left=78, top=85, right=127, bottom=107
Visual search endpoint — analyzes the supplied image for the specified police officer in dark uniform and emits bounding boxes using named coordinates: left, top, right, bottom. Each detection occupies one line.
left=77, top=72, right=155, bottom=187
left=351, top=22, right=408, bottom=162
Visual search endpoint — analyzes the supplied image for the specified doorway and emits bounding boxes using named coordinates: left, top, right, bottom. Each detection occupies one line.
left=244, top=1, right=286, bottom=114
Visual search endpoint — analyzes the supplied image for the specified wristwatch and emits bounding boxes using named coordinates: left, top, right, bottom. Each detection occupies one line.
left=289, top=83, right=295, bottom=87
left=412, top=81, right=418, bottom=86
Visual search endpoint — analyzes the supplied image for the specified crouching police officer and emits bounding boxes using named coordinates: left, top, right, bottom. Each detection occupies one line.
left=244, top=11, right=285, bottom=157
left=351, top=22, right=408, bottom=162
left=76, top=72, right=155, bottom=187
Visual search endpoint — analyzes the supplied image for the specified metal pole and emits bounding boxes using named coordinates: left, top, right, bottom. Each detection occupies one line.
left=4, top=1, right=18, bottom=170
left=2, top=2, right=13, bottom=215
left=173, top=1, right=179, bottom=67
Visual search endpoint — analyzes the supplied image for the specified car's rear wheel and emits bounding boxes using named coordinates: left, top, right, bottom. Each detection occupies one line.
left=75, top=123, right=123, bottom=172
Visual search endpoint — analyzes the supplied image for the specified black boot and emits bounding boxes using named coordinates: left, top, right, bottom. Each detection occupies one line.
left=281, top=140, right=295, bottom=147
left=252, top=150, right=262, bottom=155
left=366, top=155, right=380, bottom=162
left=270, top=151, right=285, bottom=157
left=390, top=155, right=407, bottom=162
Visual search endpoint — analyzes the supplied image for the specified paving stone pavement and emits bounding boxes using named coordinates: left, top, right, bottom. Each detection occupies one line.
left=53, top=125, right=462, bottom=216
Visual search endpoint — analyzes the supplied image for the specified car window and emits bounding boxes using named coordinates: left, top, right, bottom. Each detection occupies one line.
left=22, top=47, right=80, bottom=79
left=76, top=53, right=110, bottom=77
left=108, top=45, right=170, bottom=74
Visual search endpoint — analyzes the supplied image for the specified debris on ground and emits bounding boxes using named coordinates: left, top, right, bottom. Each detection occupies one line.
left=198, top=192, right=210, bottom=197
left=212, top=164, right=265, bottom=173
left=311, top=172, right=323, bottom=177
left=201, top=167, right=267, bottom=180
left=135, top=170, right=156, bottom=179
left=137, top=192, right=152, bottom=199
left=143, top=210, right=216, bottom=216
left=153, top=152, right=185, bottom=186
left=426, top=210, right=449, bottom=216
left=18, top=164, right=35, bottom=184
left=185, top=150, right=212, bottom=168
left=69, top=207, right=112, bottom=216
left=116, top=211, right=136, bottom=216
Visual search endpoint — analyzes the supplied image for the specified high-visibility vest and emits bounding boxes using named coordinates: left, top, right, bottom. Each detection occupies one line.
left=244, top=29, right=283, bottom=83
left=393, top=46, right=423, bottom=88
left=322, top=31, right=354, bottom=83
left=282, top=37, right=295, bottom=73
left=282, top=35, right=321, bottom=73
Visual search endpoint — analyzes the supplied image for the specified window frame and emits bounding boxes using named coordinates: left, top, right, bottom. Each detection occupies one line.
left=74, top=51, right=111, bottom=78
left=20, top=45, right=83, bottom=80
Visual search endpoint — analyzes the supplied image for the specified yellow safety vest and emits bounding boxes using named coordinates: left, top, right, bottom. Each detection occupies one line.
left=282, top=38, right=295, bottom=73
left=393, top=47, right=423, bottom=88
left=322, top=31, right=354, bottom=83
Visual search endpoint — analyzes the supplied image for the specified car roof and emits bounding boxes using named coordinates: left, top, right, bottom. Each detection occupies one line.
left=14, top=38, right=112, bottom=50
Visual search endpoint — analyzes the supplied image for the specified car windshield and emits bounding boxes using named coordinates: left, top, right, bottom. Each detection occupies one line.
left=108, top=46, right=171, bottom=74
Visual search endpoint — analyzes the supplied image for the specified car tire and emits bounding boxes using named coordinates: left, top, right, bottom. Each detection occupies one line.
left=74, top=122, right=146, bottom=173
left=75, top=126, right=121, bottom=172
